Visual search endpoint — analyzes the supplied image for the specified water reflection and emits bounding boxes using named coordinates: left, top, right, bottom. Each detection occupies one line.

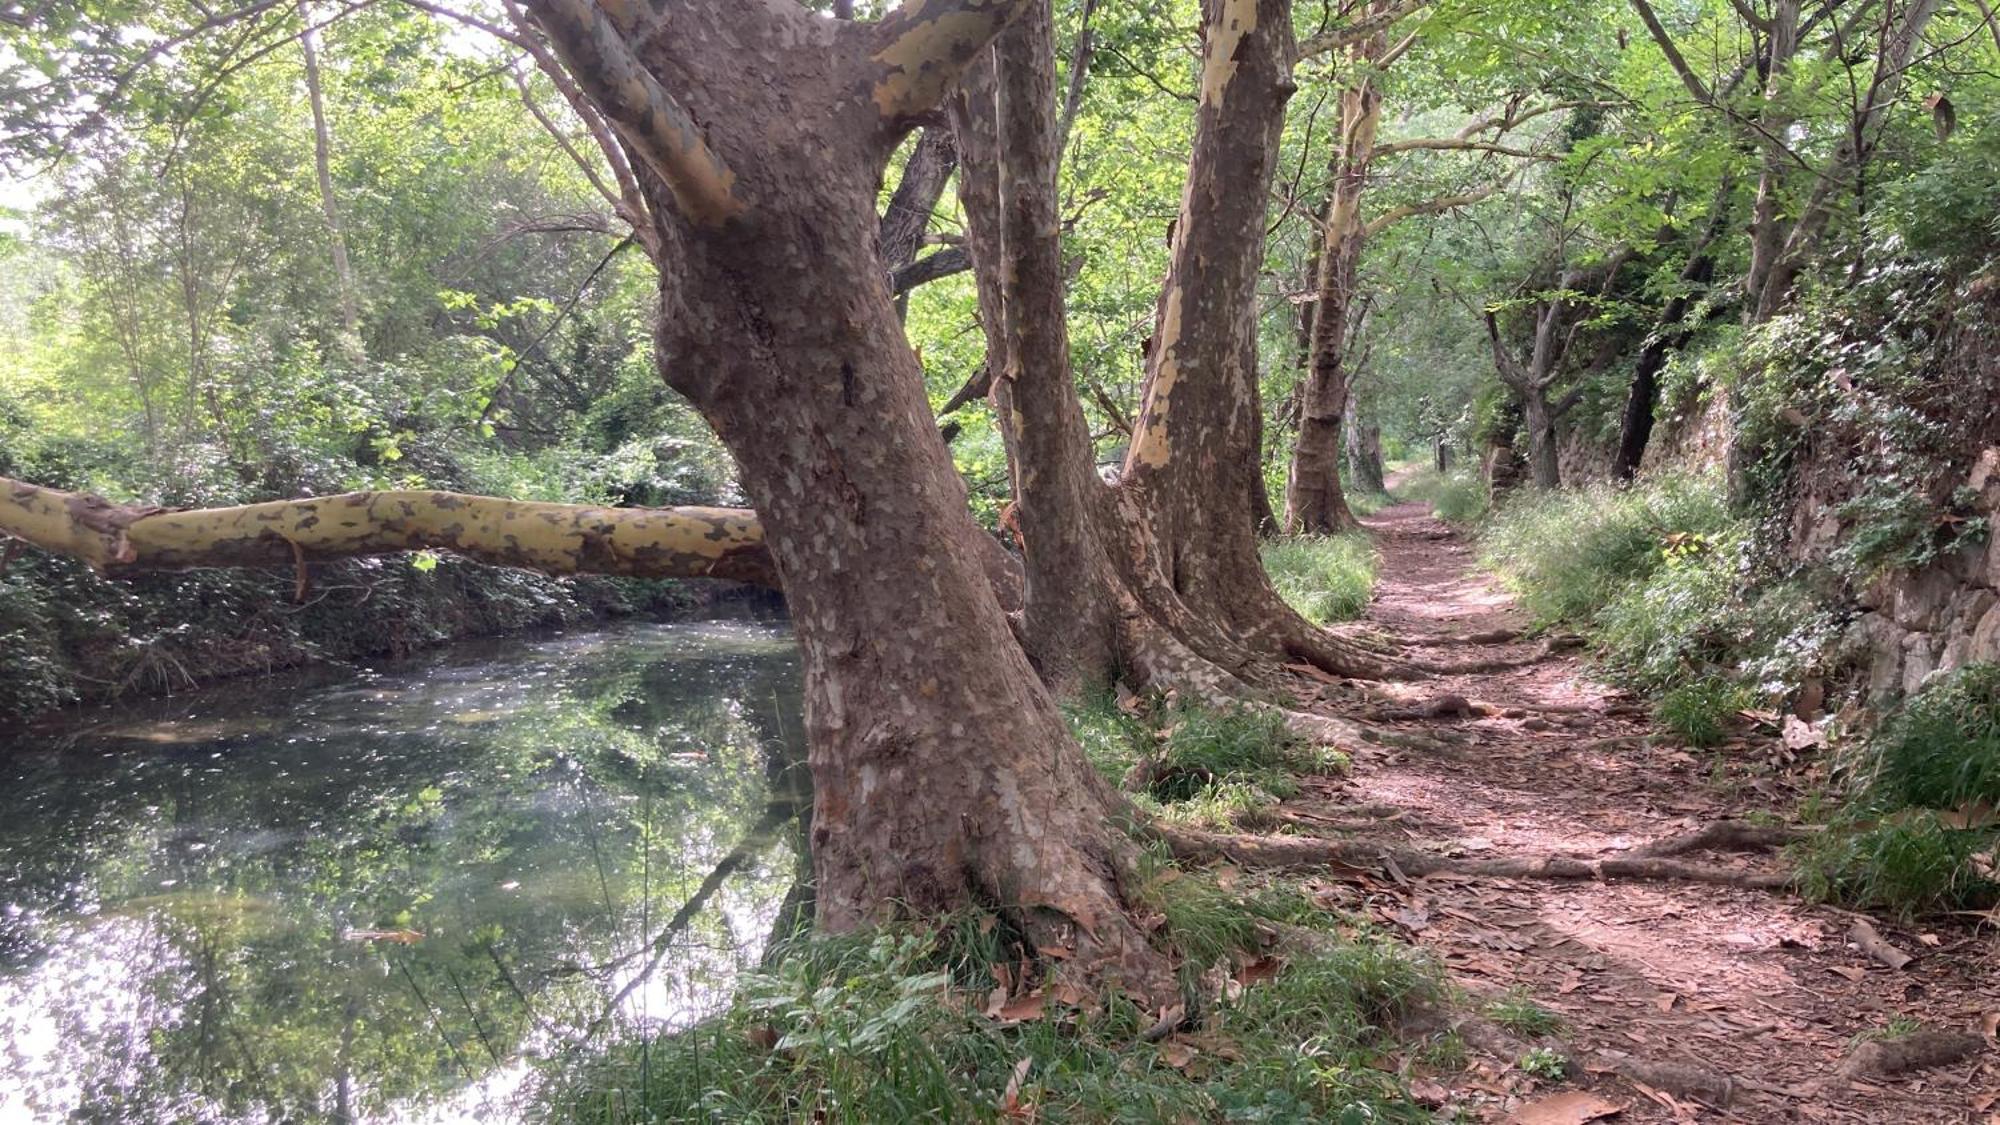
left=0, top=607, right=808, bottom=1123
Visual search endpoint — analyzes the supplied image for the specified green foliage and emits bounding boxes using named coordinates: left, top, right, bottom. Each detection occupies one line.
left=1393, top=467, right=1489, bottom=523
left=536, top=919, right=1441, bottom=1124
left=1795, top=665, right=2000, bottom=917
left=1654, top=676, right=1752, bottom=749
left=1871, top=663, right=2000, bottom=810
left=1517, top=1048, right=1569, bottom=1080
left=1479, top=474, right=1846, bottom=744
left=1481, top=474, right=1734, bottom=629
left=1262, top=533, right=1378, bottom=625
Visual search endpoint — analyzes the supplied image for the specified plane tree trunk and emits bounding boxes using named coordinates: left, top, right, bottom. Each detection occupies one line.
left=1283, top=16, right=1382, bottom=534
left=520, top=0, right=1175, bottom=999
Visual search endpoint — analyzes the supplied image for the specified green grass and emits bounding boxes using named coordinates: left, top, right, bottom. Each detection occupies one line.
left=1654, top=676, right=1753, bottom=749
left=1486, top=989, right=1564, bottom=1037
left=534, top=894, right=1444, bottom=1123
left=1262, top=533, right=1378, bottom=625
left=1062, top=696, right=1345, bottom=830
left=1391, top=467, right=1488, bottom=523
left=1794, top=664, right=2000, bottom=918
left=1479, top=474, right=1734, bottom=630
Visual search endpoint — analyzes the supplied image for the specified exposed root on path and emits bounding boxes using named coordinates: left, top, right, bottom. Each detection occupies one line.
left=1160, top=824, right=1795, bottom=890
left=1629, top=819, right=1807, bottom=857
left=1835, top=1030, right=1985, bottom=1081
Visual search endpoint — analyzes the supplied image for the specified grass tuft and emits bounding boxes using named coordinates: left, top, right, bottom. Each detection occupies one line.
left=1794, top=663, right=2000, bottom=918
left=1393, top=467, right=1488, bottom=523
left=1486, top=989, right=1564, bottom=1037
left=1262, top=533, right=1378, bottom=625
left=1654, top=676, right=1753, bottom=749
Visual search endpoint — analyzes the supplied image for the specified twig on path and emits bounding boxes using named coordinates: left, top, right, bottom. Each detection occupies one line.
left=1847, top=918, right=1914, bottom=970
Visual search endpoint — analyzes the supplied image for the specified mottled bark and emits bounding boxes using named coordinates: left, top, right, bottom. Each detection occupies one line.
left=950, top=5, right=1119, bottom=690
left=519, top=0, right=1174, bottom=997
left=1346, top=396, right=1385, bottom=495
left=0, top=476, right=778, bottom=586
left=1284, top=16, right=1382, bottom=534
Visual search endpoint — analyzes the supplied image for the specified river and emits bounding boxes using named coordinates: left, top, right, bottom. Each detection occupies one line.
left=0, top=607, right=808, bottom=1123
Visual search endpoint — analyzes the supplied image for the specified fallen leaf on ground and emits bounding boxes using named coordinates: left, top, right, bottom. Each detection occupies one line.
left=1940, top=800, right=1999, bottom=831
left=1158, top=1040, right=1198, bottom=1070
left=1982, top=1011, right=2000, bottom=1043
left=1827, top=965, right=1867, bottom=983
left=1000, top=1056, right=1033, bottom=1119
left=1505, top=1090, right=1624, bottom=1124
left=993, top=991, right=1045, bottom=1024
left=1234, top=956, right=1282, bottom=986
left=1653, top=992, right=1677, bottom=1013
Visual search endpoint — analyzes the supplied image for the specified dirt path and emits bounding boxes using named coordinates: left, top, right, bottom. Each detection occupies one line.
left=1290, top=497, right=1999, bottom=1122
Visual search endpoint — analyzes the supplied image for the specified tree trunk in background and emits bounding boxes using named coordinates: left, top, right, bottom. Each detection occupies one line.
left=298, top=0, right=362, bottom=350
left=1522, top=392, right=1560, bottom=489
left=1614, top=251, right=1717, bottom=479
left=950, top=0, right=1394, bottom=702
left=1742, top=0, right=1800, bottom=321
left=1345, top=394, right=1385, bottom=495
left=949, top=7, right=1121, bottom=692
left=1283, top=13, right=1382, bottom=534
left=878, top=125, right=960, bottom=320
left=1120, top=0, right=1390, bottom=684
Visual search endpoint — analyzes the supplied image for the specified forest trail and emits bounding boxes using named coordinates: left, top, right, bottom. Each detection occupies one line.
left=1287, top=494, right=2000, bottom=1123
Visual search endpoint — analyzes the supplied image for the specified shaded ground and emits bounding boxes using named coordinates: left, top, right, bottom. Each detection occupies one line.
left=1287, top=496, right=1999, bottom=1122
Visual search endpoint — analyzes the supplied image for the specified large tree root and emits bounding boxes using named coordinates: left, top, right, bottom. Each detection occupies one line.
left=1836, top=1030, right=1985, bottom=1081
left=1630, top=820, right=1807, bottom=858
left=1161, top=826, right=1794, bottom=890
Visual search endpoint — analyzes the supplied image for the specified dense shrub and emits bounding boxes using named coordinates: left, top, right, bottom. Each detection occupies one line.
left=1393, top=466, right=1488, bottom=523
left=1480, top=473, right=1734, bottom=629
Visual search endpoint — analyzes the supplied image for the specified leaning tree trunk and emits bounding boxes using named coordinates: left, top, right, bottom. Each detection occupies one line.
left=524, top=0, right=1174, bottom=998
left=1282, top=9, right=1382, bottom=535
left=1116, top=0, right=1392, bottom=685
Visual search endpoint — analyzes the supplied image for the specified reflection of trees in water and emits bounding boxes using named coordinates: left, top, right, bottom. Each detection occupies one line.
left=0, top=620, right=811, bottom=1123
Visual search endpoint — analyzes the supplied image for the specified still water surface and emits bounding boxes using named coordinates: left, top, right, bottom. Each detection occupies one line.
left=0, top=608, right=807, bottom=1123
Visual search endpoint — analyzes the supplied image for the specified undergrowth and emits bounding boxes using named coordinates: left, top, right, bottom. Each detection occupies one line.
left=1479, top=474, right=1840, bottom=747
left=533, top=879, right=1444, bottom=1124
left=1393, top=467, right=1488, bottom=523
left=1064, top=696, right=1347, bottom=832
left=1795, top=663, right=2000, bottom=917
left=1261, top=533, right=1378, bottom=625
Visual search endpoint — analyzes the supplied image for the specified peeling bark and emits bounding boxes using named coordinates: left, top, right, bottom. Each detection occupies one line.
left=0, top=476, right=778, bottom=587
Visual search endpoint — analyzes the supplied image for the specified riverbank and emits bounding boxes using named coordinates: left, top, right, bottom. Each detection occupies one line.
left=0, top=547, right=770, bottom=725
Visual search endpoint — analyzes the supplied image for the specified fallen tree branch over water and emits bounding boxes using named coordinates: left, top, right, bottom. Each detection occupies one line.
left=0, top=474, right=780, bottom=588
